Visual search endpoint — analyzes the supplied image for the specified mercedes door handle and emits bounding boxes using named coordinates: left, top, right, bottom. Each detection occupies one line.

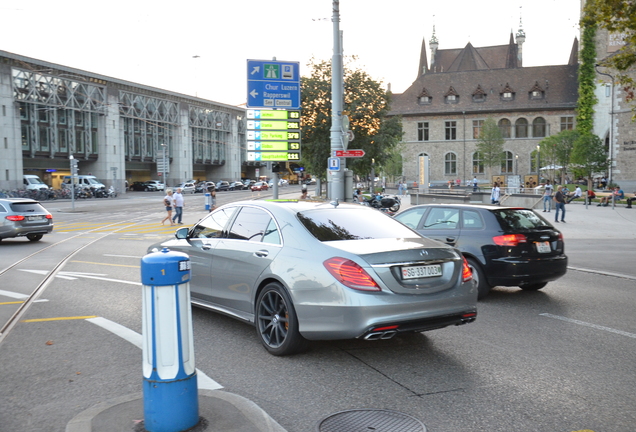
left=255, top=250, right=269, bottom=258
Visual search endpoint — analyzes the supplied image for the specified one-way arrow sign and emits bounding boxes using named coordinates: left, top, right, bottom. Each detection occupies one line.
left=334, top=149, right=365, bottom=157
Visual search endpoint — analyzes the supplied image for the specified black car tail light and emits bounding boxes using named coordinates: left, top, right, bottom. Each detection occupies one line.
left=493, top=233, right=527, bottom=246
left=323, top=257, right=381, bottom=291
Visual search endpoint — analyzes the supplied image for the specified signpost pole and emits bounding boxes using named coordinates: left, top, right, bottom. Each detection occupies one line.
left=330, top=0, right=345, bottom=201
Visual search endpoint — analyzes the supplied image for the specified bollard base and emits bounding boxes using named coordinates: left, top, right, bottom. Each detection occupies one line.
left=143, top=374, right=199, bottom=432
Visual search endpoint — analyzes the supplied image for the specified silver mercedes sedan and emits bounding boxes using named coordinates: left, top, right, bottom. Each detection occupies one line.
left=148, top=200, right=477, bottom=355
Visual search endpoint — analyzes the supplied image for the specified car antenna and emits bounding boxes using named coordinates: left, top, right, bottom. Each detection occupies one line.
left=329, top=198, right=340, bottom=208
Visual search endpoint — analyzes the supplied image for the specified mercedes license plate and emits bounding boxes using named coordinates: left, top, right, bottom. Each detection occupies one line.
left=27, top=215, right=43, bottom=221
left=402, top=264, right=442, bottom=280
left=536, top=241, right=551, bottom=253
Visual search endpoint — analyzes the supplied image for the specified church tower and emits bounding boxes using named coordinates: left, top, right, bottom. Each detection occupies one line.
left=429, top=26, right=439, bottom=70
left=515, top=11, right=526, bottom=66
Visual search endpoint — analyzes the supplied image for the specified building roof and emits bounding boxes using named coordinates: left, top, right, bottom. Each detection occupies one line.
left=391, top=36, right=579, bottom=117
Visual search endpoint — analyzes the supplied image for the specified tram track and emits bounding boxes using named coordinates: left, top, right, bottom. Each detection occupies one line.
left=0, top=217, right=151, bottom=345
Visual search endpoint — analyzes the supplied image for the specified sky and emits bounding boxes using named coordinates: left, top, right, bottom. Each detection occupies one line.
left=0, top=0, right=581, bottom=107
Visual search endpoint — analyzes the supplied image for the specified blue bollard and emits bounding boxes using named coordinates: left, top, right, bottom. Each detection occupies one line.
left=204, top=192, right=210, bottom=211
left=141, top=248, right=198, bottom=432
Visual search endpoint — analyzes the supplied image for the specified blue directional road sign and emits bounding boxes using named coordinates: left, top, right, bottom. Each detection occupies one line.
left=247, top=60, right=300, bottom=109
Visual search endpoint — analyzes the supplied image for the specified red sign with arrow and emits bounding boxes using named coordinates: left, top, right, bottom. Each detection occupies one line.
left=334, top=149, right=365, bottom=157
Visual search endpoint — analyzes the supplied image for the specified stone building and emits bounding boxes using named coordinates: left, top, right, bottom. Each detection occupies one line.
left=0, top=50, right=256, bottom=192
left=390, top=26, right=579, bottom=189
left=592, top=27, right=636, bottom=191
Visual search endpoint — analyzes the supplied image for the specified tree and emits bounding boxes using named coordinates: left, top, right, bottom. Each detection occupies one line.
left=475, top=118, right=504, bottom=182
left=299, top=57, right=403, bottom=179
left=539, top=129, right=579, bottom=184
left=571, top=133, right=610, bottom=189
left=582, top=0, right=636, bottom=114
left=577, top=23, right=598, bottom=134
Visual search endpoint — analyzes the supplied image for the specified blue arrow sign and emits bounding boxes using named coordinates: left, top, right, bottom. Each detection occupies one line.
left=247, top=60, right=300, bottom=109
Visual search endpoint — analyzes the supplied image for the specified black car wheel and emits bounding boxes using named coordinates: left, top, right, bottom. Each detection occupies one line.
left=256, top=282, right=307, bottom=356
left=519, top=282, right=548, bottom=291
left=466, top=257, right=491, bottom=300
left=27, top=234, right=43, bottom=242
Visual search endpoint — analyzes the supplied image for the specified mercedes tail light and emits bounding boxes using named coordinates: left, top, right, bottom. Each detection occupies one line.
left=462, top=257, right=473, bottom=282
left=323, top=257, right=381, bottom=292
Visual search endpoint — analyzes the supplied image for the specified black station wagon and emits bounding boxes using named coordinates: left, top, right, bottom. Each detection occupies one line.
left=394, top=204, right=568, bottom=299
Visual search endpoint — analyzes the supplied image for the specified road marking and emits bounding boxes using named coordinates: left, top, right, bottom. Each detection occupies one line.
left=540, top=313, right=636, bottom=339
left=87, top=317, right=222, bottom=391
left=104, top=254, right=142, bottom=258
left=22, top=316, right=98, bottom=322
left=70, top=260, right=140, bottom=268
left=17, top=270, right=142, bottom=285
left=0, top=289, right=49, bottom=302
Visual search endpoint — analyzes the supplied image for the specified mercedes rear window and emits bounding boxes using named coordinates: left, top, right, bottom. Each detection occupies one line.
left=10, top=202, right=46, bottom=213
left=298, top=208, right=416, bottom=241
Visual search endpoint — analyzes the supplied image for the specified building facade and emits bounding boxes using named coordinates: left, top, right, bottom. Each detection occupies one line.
left=0, top=50, right=260, bottom=192
left=390, top=27, right=579, bottom=188
left=592, top=27, right=636, bottom=191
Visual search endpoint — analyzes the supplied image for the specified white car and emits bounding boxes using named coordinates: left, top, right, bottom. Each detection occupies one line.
left=175, top=182, right=195, bottom=194
left=145, top=180, right=165, bottom=191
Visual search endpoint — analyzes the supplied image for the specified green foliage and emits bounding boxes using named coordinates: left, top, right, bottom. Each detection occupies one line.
left=577, top=24, right=598, bottom=134
left=299, top=57, right=403, bottom=179
left=539, top=130, right=579, bottom=183
left=583, top=0, right=636, bottom=116
left=571, top=133, right=610, bottom=188
left=475, top=118, right=504, bottom=178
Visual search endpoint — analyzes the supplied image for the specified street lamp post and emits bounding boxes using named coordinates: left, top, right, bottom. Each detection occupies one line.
left=160, top=143, right=167, bottom=187
left=595, top=64, right=614, bottom=186
left=515, top=154, right=518, bottom=176
left=536, top=145, right=541, bottom=182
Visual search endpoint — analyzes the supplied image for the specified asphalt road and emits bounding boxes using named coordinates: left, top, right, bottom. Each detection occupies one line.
left=0, top=190, right=635, bottom=432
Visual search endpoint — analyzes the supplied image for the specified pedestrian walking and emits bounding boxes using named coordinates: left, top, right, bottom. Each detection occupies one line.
left=472, top=176, right=478, bottom=192
left=207, top=183, right=217, bottom=212
left=161, top=189, right=174, bottom=226
left=490, top=182, right=500, bottom=205
left=554, top=185, right=566, bottom=223
left=543, top=180, right=553, bottom=212
left=172, top=187, right=184, bottom=224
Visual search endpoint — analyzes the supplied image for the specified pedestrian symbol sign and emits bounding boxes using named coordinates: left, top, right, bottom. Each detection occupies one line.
left=328, top=157, right=340, bottom=171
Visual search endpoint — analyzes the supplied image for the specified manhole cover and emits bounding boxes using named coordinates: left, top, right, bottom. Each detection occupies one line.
left=317, top=409, right=427, bottom=432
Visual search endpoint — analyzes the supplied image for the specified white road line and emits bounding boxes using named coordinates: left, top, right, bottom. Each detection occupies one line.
left=103, top=254, right=142, bottom=258
left=540, top=313, right=636, bottom=339
left=86, top=317, right=223, bottom=390
left=0, top=289, right=48, bottom=302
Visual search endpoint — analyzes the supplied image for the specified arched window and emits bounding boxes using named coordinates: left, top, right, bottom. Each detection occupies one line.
left=515, top=118, right=528, bottom=138
left=472, top=152, right=484, bottom=174
left=444, top=152, right=457, bottom=175
left=501, top=151, right=513, bottom=173
left=533, top=117, right=546, bottom=137
left=498, top=118, right=511, bottom=138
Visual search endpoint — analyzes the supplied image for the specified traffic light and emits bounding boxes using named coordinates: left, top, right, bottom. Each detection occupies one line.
left=271, top=163, right=281, bottom=173
left=71, top=159, right=79, bottom=175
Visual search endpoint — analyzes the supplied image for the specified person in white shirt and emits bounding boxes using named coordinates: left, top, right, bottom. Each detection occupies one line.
left=171, top=188, right=185, bottom=224
left=490, top=182, right=501, bottom=205
left=566, top=186, right=582, bottom=203
left=543, top=180, right=553, bottom=212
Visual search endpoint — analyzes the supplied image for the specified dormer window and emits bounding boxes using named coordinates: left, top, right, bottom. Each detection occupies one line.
left=529, top=82, right=545, bottom=100
left=417, top=87, right=432, bottom=105
left=444, top=86, right=459, bottom=104
left=500, top=83, right=515, bottom=101
left=472, top=85, right=487, bottom=103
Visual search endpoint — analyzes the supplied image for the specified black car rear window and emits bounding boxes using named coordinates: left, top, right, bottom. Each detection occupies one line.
left=10, top=202, right=46, bottom=213
left=492, top=209, right=552, bottom=230
left=297, top=208, right=416, bottom=241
